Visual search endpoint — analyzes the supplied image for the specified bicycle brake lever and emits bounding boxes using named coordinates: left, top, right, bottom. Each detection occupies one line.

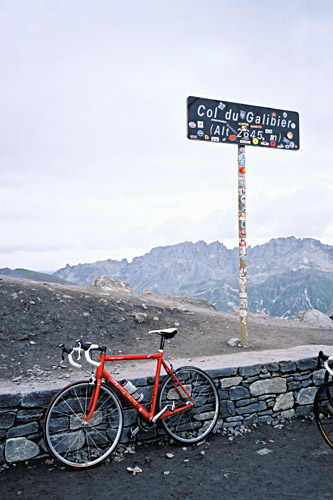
left=59, top=343, right=72, bottom=361
left=317, top=351, right=329, bottom=370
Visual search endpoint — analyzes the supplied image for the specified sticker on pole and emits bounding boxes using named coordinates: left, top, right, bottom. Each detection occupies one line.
left=187, top=96, right=300, bottom=150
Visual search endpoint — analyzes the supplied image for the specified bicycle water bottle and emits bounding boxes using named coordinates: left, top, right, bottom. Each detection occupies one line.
left=121, top=379, right=144, bottom=402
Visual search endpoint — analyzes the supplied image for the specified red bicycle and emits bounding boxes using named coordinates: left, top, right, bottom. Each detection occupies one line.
left=43, top=328, right=220, bottom=469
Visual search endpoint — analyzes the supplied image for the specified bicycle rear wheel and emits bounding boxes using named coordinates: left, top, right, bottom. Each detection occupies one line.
left=314, top=381, right=333, bottom=449
left=159, top=366, right=219, bottom=444
left=43, top=381, right=124, bottom=469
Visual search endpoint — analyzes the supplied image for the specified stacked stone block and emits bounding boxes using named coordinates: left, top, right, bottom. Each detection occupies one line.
left=0, top=355, right=325, bottom=466
left=212, top=356, right=320, bottom=432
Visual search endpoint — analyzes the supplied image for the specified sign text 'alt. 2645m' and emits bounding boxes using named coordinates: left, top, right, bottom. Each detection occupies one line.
left=187, top=96, right=300, bottom=150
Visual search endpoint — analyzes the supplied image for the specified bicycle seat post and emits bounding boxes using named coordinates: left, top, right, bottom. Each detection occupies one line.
left=159, top=335, right=166, bottom=351
left=148, top=328, right=177, bottom=351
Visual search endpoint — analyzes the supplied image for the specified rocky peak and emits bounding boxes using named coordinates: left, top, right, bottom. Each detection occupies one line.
left=89, top=275, right=132, bottom=293
left=296, top=309, right=333, bottom=329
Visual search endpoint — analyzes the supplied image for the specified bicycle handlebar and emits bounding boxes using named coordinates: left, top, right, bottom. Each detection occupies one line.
left=59, top=339, right=106, bottom=370
left=318, top=351, right=333, bottom=377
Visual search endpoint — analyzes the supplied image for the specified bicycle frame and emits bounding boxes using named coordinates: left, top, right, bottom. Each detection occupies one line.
left=84, top=350, right=194, bottom=425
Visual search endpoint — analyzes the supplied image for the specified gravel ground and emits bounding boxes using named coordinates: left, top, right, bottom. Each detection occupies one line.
left=1, top=275, right=333, bottom=498
left=1, top=418, right=332, bottom=500
left=1, top=275, right=332, bottom=389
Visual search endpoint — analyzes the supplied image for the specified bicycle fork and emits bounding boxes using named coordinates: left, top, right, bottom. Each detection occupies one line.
left=82, top=379, right=101, bottom=425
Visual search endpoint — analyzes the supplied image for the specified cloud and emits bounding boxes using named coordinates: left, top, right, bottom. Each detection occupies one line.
left=247, top=182, right=333, bottom=244
left=0, top=1, right=332, bottom=271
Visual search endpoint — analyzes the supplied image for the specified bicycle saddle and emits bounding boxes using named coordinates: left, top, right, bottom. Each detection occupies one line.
left=148, top=328, right=177, bottom=339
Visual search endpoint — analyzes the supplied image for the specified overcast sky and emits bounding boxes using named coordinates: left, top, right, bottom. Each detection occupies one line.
left=1, top=0, right=332, bottom=272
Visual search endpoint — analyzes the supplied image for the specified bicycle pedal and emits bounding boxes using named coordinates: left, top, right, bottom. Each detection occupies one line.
left=129, top=426, right=140, bottom=438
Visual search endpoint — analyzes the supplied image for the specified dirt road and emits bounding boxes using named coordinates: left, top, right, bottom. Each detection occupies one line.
left=1, top=419, right=332, bottom=500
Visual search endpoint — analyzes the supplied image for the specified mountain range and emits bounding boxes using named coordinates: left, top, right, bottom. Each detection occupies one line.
left=0, top=267, right=71, bottom=285
left=53, top=237, right=333, bottom=319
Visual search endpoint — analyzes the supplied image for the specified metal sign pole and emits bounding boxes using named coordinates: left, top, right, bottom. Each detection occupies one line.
left=187, top=96, right=300, bottom=349
left=238, top=145, right=248, bottom=346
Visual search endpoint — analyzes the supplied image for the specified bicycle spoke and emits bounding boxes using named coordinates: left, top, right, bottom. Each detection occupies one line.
left=72, top=386, right=86, bottom=414
left=58, top=394, right=83, bottom=419
left=52, top=429, right=77, bottom=452
left=96, top=394, right=115, bottom=413
left=63, top=430, right=84, bottom=456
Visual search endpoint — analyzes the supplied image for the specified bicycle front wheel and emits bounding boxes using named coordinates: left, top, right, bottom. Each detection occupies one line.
left=314, top=381, right=333, bottom=449
left=43, top=381, right=124, bottom=469
left=159, top=366, right=219, bottom=444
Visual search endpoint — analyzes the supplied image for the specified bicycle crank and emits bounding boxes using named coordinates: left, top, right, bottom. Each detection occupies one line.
left=138, top=414, right=157, bottom=432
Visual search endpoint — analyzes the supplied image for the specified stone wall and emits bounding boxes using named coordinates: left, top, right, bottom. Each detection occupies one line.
left=0, top=355, right=324, bottom=466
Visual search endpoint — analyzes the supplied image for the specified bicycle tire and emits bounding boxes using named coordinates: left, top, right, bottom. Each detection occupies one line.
left=314, top=381, right=333, bottom=450
left=158, top=366, right=219, bottom=444
left=43, top=381, right=124, bottom=469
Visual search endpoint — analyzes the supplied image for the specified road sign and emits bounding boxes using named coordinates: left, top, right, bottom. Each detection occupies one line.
left=186, top=95, right=300, bottom=347
left=187, top=96, right=300, bottom=150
